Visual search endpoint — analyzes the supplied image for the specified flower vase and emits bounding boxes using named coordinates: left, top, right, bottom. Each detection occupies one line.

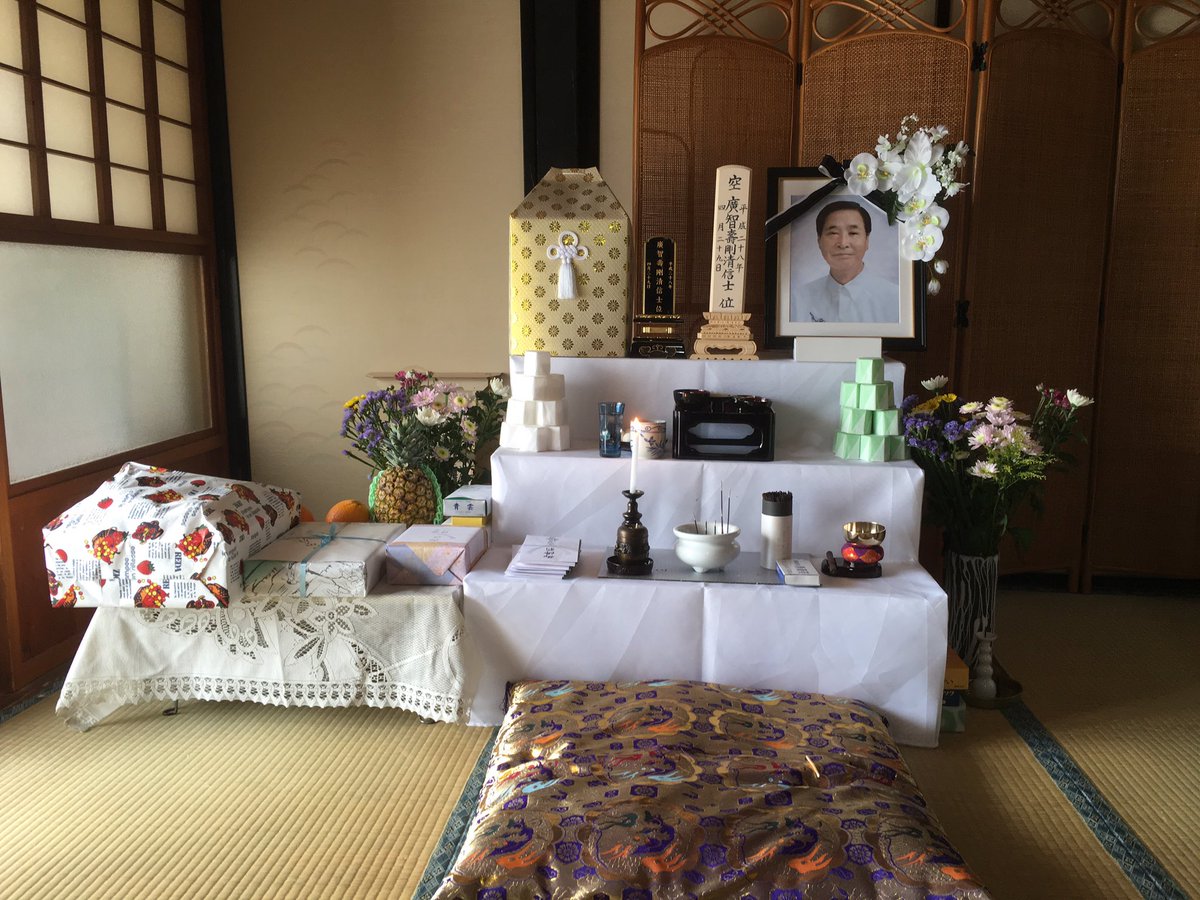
left=944, top=551, right=999, bottom=668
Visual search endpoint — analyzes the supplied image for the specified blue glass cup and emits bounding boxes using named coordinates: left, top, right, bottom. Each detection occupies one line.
left=598, top=401, right=624, bottom=457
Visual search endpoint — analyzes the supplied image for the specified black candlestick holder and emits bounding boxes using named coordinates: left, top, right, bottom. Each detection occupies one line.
left=606, top=490, right=654, bottom=576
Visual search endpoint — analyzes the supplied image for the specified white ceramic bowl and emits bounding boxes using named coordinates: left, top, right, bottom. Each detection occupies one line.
left=673, top=522, right=741, bottom=573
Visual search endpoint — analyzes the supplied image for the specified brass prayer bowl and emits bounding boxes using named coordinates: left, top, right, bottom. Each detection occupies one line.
left=843, top=521, right=886, bottom=547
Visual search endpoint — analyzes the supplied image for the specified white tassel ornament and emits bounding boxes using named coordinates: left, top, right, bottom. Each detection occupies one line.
left=547, top=230, right=589, bottom=300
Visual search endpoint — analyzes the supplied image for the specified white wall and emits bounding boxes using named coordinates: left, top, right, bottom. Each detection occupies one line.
left=222, top=0, right=634, bottom=515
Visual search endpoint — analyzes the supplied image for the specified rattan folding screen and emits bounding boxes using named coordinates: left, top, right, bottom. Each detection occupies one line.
left=633, top=0, right=1200, bottom=582
left=959, top=0, right=1122, bottom=588
left=634, top=1, right=799, bottom=350
left=1085, top=1, right=1200, bottom=582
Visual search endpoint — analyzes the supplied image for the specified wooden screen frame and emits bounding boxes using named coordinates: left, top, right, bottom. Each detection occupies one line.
left=0, top=0, right=237, bottom=697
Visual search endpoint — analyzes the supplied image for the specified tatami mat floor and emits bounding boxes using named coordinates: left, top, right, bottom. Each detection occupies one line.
left=0, top=589, right=1195, bottom=899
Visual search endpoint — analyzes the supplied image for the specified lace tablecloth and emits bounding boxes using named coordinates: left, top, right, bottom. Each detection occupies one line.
left=56, top=585, right=465, bottom=731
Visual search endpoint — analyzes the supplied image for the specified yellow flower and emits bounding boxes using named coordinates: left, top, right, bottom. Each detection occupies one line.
left=912, top=393, right=957, bottom=414
left=344, top=395, right=365, bottom=409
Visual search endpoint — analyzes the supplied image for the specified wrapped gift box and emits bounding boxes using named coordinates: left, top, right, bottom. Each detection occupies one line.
left=43, top=461, right=301, bottom=609
left=509, top=166, right=629, bottom=358
left=385, top=524, right=488, bottom=586
left=442, top=484, right=492, bottom=518
left=242, top=522, right=406, bottom=598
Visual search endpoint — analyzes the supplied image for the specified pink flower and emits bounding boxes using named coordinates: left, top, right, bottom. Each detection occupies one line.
left=968, top=424, right=997, bottom=449
left=411, top=388, right=440, bottom=408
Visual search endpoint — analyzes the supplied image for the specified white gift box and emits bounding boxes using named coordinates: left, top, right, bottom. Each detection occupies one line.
left=241, top=522, right=406, bottom=598
left=43, top=461, right=300, bottom=608
left=385, top=524, right=489, bottom=586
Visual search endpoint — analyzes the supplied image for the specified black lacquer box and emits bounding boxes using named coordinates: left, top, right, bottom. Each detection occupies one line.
left=671, top=390, right=775, bottom=461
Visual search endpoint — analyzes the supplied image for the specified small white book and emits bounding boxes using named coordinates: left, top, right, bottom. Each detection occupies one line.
left=777, top=556, right=820, bottom=587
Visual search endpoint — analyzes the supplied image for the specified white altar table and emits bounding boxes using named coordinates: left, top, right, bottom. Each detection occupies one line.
left=462, top=548, right=947, bottom=747
left=491, top=448, right=925, bottom=561
left=56, top=585, right=465, bottom=731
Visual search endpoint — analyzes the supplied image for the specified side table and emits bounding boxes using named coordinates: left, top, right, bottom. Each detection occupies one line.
left=56, top=585, right=465, bottom=731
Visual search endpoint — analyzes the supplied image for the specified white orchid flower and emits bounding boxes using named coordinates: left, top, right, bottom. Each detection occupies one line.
left=875, top=150, right=901, bottom=191
left=895, top=130, right=935, bottom=200
left=415, top=407, right=441, bottom=426
left=900, top=222, right=943, bottom=261
left=944, top=181, right=966, bottom=198
left=921, top=375, right=948, bottom=391
left=928, top=124, right=950, bottom=142
left=919, top=203, right=950, bottom=230
left=969, top=460, right=998, bottom=479
left=901, top=192, right=933, bottom=220
left=875, top=134, right=892, bottom=155
left=845, top=152, right=879, bottom=195
left=1067, top=389, right=1094, bottom=408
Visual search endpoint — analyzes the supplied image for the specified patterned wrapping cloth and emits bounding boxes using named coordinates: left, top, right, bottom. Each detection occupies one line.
left=433, top=680, right=991, bottom=899
left=43, top=462, right=301, bottom=608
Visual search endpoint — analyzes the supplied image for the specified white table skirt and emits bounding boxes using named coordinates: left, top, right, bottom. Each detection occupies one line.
left=56, top=585, right=466, bottom=731
left=462, top=548, right=948, bottom=747
left=492, top=448, right=925, bottom=562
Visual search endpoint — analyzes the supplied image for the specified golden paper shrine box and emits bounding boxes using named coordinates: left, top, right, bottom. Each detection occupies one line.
left=509, top=167, right=629, bottom=358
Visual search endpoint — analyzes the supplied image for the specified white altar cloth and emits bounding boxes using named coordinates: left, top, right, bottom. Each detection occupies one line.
left=492, top=449, right=925, bottom=562
left=462, top=548, right=947, bottom=747
left=56, top=585, right=465, bottom=731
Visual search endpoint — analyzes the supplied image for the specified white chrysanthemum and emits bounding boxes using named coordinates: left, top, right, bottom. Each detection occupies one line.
left=970, top=460, right=998, bottom=479
left=449, top=392, right=472, bottom=411
left=1067, top=389, right=1094, bottom=408
left=415, top=407, right=441, bottom=426
left=958, top=401, right=984, bottom=416
left=921, top=375, right=949, bottom=391
left=433, top=446, right=451, bottom=462
left=488, top=377, right=509, bottom=398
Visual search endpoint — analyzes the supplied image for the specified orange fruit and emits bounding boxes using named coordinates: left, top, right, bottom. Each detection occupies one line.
left=298, top=505, right=315, bottom=522
left=325, top=499, right=370, bottom=523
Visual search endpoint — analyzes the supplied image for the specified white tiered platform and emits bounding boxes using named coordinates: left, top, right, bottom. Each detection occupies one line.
left=461, top=358, right=948, bottom=747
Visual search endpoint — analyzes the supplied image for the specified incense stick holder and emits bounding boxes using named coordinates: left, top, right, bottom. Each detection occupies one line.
left=673, top=522, right=741, bottom=573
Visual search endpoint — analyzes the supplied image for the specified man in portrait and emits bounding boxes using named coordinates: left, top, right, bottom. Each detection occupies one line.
left=790, top=200, right=898, bottom=324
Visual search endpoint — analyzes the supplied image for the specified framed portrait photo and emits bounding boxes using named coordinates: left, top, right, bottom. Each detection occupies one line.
left=765, top=167, right=926, bottom=351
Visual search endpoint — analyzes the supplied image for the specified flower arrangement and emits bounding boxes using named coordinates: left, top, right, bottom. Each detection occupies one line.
left=843, top=115, right=971, bottom=294
left=340, top=370, right=509, bottom=496
left=901, top=377, right=1094, bottom=557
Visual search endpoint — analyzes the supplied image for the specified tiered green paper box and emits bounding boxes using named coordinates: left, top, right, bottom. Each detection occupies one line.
left=833, top=357, right=909, bottom=462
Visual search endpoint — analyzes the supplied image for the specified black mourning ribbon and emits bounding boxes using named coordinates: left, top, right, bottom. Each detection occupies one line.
left=765, top=155, right=892, bottom=241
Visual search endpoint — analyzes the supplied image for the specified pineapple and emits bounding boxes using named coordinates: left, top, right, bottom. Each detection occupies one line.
left=369, top=466, right=438, bottom=524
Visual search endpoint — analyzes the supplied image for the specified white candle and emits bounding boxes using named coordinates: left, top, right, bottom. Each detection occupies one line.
left=629, top=419, right=640, bottom=493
